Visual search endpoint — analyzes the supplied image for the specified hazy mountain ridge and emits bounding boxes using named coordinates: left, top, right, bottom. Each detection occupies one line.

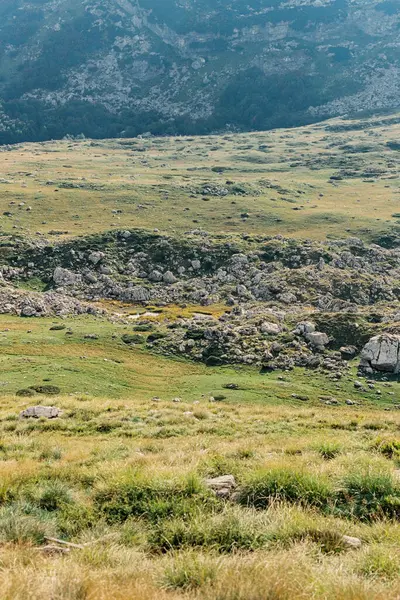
left=0, top=0, right=399, bottom=142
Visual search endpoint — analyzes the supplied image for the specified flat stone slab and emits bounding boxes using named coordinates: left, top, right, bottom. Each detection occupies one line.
left=342, top=535, right=362, bottom=549
left=20, top=406, right=62, bottom=419
left=205, top=475, right=236, bottom=491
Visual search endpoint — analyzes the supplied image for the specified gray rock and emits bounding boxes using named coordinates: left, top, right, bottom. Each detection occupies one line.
left=149, top=270, right=163, bottom=282
left=342, top=535, right=362, bottom=549
left=88, top=251, right=104, bottom=265
left=306, top=331, right=330, bottom=349
left=340, top=345, right=357, bottom=360
left=260, top=321, right=281, bottom=335
left=205, top=475, right=236, bottom=498
left=53, top=267, right=81, bottom=287
left=20, top=305, right=37, bottom=317
left=191, top=260, right=201, bottom=270
left=359, top=334, right=400, bottom=373
left=236, top=284, right=248, bottom=297
left=278, top=292, right=297, bottom=304
left=127, top=286, right=152, bottom=302
left=84, top=272, right=98, bottom=284
left=20, top=406, right=61, bottom=419
left=295, top=322, right=316, bottom=336
left=163, top=271, right=177, bottom=284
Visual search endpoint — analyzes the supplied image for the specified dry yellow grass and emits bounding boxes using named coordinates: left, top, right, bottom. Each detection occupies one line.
left=0, top=112, right=398, bottom=241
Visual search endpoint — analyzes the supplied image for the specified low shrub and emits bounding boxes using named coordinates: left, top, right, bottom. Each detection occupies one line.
left=358, top=546, right=400, bottom=579
left=26, top=480, right=74, bottom=512
left=147, top=332, right=166, bottom=343
left=335, top=470, right=400, bottom=521
left=133, top=323, right=154, bottom=332
left=315, top=442, right=342, bottom=460
left=29, top=385, right=61, bottom=395
left=206, top=356, right=224, bottom=367
left=16, top=388, right=36, bottom=397
left=162, top=553, right=219, bottom=589
left=373, top=437, right=400, bottom=459
left=121, top=334, right=144, bottom=345
left=238, top=468, right=332, bottom=511
left=0, top=505, right=57, bottom=544
left=150, top=511, right=269, bottom=553
left=94, top=474, right=215, bottom=524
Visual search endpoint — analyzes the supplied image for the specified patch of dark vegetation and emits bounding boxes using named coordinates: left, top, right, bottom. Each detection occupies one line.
left=29, top=385, right=61, bottom=395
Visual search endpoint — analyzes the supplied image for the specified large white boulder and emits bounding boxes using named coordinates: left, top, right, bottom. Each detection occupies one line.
left=359, top=334, right=400, bottom=373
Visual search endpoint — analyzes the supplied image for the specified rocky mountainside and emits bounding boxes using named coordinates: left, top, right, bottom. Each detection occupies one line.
left=0, top=0, right=399, bottom=143
left=1, top=228, right=400, bottom=376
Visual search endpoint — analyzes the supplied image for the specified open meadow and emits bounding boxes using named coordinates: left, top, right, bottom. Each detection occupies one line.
left=0, top=113, right=400, bottom=599
left=0, top=112, right=399, bottom=243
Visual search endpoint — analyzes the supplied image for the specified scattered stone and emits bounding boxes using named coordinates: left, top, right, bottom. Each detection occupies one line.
left=205, top=475, right=236, bottom=498
left=20, top=406, right=61, bottom=419
left=342, top=535, right=362, bottom=549
left=291, top=394, right=310, bottom=401
left=306, top=332, right=330, bottom=350
left=53, top=267, right=81, bottom=287
left=340, top=346, right=357, bottom=360
left=260, top=322, right=281, bottom=335
left=163, top=271, right=177, bottom=284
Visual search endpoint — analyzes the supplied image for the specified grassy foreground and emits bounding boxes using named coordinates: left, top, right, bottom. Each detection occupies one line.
left=0, top=316, right=400, bottom=598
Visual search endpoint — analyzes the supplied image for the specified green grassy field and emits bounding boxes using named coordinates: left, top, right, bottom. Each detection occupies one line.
left=0, top=112, right=400, bottom=598
left=0, top=112, right=398, bottom=242
left=0, top=316, right=398, bottom=598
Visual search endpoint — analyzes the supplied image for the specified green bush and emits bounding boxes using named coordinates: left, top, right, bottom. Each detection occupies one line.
left=16, top=388, right=36, bottom=397
left=147, top=332, right=166, bottom=343
left=162, top=554, right=219, bottom=589
left=94, top=474, right=214, bottom=524
left=205, top=356, right=224, bottom=367
left=29, top=385, right=61, bottom=395
left=27, top=480, right=73, bottom=512
left=300, top=528, right=348, bottom=554
left=0, top=505, right=57, bottom=544
left=150, top=512, right=269, bottom=553
left=133, top=323, right=154, bottom=332
left=238, top=468, right=332, bottom=510
left=316, top=442, right=342, bottom=460
left=335, top=470, right=400, bottom=521
left=57, top=502, right=98, bottom=538
left=373, top=437, right=400, bottom=459
left=121, top=334, right=145, bottom=345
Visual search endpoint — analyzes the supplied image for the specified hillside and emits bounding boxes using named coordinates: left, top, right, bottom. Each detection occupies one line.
left=0, top=111, right=399, bottom=241
left=1, top=114, right=400, bottom=598
left=0, top=0, right=399, bottom=143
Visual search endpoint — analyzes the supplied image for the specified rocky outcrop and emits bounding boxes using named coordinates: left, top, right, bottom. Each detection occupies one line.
left=6, top=230, right=400, bottom=310
left=0, top=286, right=101, bottom=318
left=359, top=334, right=400, bottom=374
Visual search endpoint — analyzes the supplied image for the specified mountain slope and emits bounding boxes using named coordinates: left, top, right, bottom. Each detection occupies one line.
left=0, top=0, right=399, bottom=142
